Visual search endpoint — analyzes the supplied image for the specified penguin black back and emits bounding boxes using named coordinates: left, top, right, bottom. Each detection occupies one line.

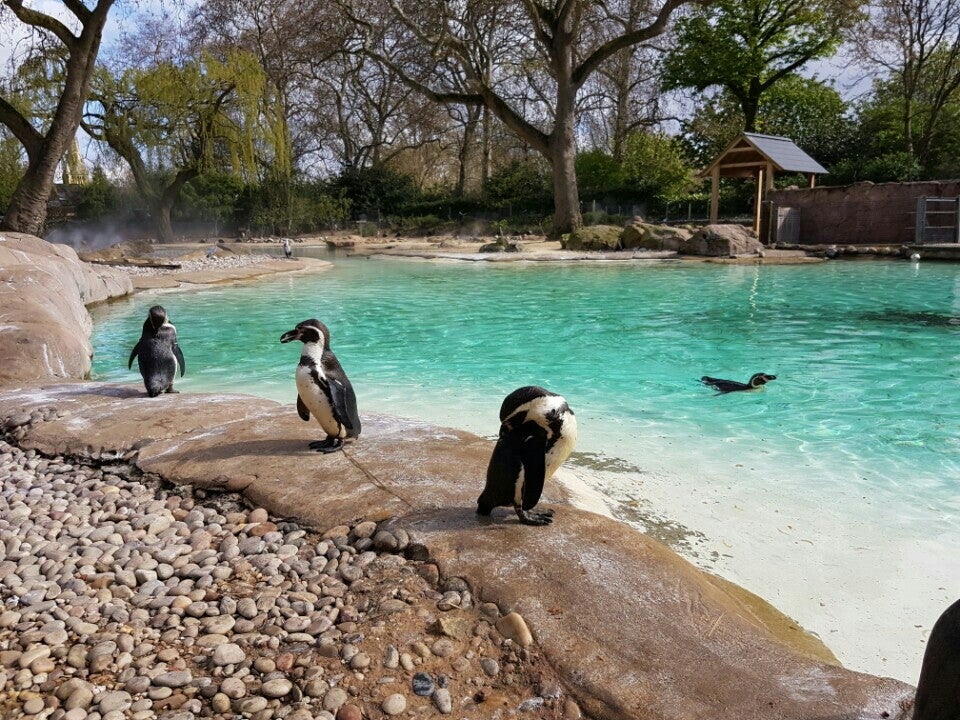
left=913, top=598, right=960, bottom=720
left=127, top=305, right=185, bottom=397
left=701, top=372, right=776, bottom=394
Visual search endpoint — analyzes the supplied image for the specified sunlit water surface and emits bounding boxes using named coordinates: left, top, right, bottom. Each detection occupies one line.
left=91, top=255, right=960, bottom=682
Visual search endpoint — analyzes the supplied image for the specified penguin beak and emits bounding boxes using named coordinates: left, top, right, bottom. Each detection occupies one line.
left=280, top=328, right=300, bottom=343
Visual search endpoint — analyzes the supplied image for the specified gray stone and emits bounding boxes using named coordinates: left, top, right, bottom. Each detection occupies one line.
left=381, top=693, right=406, bottom=715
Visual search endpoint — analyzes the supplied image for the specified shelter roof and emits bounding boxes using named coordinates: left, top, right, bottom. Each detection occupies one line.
left=699, top=132, right=827, bottom=179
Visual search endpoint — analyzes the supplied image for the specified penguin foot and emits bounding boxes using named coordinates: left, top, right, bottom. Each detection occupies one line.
left=309, top=437, right=343, bottom=453
left=516, top=508, right=553, bottom=526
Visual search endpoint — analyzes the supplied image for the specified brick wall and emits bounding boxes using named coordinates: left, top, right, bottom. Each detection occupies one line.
left=768, top=180, right=960, bottom=245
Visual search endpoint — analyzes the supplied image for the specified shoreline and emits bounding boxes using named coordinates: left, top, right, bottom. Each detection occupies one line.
left=0, top=232, right=918, bottom=719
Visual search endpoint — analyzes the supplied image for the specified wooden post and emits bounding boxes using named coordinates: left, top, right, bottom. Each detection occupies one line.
left=766, top=163, right=775, bottom=190
left=710, top=166, right=719, bottom=224
left=753, top=167, right=764, bottom=234
left=808, top=173, right=816, bottom=188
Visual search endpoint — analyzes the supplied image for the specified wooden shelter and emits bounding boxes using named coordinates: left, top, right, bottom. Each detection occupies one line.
left=699, top=132, right=827, bottom=232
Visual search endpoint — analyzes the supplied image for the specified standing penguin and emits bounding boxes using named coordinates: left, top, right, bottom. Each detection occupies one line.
left=283, top=238, right=293, bottom=258
left=477, top=386, right=578, bottom=526
left=280, top=318, right=361, bottom=452
left=127, top=305, right=185, bottom=397
left=912, top=598, right=960, bottom=720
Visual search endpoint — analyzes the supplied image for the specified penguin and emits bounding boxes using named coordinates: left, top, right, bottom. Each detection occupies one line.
left=127, top=305, right=185, bottom=397
left=700, top=372, right=776, bottom=394
left=477, top=386, right=578, bottom=526
left=913, top=598, right=960, bottom=720
left=279, top=318, right=361, bottom=452
left=283, top=238, right=293, bottom=258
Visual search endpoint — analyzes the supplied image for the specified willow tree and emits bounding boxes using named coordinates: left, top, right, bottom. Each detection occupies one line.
left=340, top=0, right=701, bottom=237
left=0, top=0, right=115, bottom=235
left=83, top=50, right=265, bottom=242
left=662, top=0, right=861, bottom=132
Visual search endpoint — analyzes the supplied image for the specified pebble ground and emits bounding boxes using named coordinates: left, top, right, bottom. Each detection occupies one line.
left=0, top=411, right=579, bottom=720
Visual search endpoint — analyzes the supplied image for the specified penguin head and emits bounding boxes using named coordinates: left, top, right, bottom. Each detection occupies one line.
left=280, top=318, right=331, bottom=348
left=749, top=373, right=777, bottom=387
left=147, top=305, right=168, bottom=331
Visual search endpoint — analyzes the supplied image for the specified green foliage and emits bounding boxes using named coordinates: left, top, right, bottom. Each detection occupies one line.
left=75, top=167, right=117, bottom=219
left=680, top=77, right=855, bottom=170
left=0, top=136, right=24, bottom=211
left=620, top=131, right=698, bottom=203
left=827, top=152, right=922, bottom=185
left=663, top=0, right=860, bottom=129
left=482, top=159, right=552, bottom=207
left=327, top=164, right=420, bottom=218
left=240, top=177, right=351, bottom=235
left=177, top=172, right=245, bottom=224
left=575, top=151, right=628, bottom=199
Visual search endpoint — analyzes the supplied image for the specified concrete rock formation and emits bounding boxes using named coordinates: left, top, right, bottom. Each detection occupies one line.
left=621, top=221, right=694, bottom=251
left=560, top=224, right=622, bottom=251
left=0, top=232, right=131, bottom=388
left=685, top=224, right=765, bottom=257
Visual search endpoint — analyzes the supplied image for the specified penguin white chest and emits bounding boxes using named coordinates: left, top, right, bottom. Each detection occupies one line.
left=296, top=363, right=343, bottom=438
left=545, top=410, right=578, bottom=479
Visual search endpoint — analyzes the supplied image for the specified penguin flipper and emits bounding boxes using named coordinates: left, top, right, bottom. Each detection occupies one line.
left=328, top=378, right=360, bottom=434
left=519, top=432, right=548, bottom=511
left=296, top=395, right=310, bottom=421
left=173, top=343, right=186, bottom=377
left=128, top=342, right=140, bottom=370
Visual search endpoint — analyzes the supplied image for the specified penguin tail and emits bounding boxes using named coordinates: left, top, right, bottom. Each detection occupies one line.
left=476, top=494, right=495, bottom=516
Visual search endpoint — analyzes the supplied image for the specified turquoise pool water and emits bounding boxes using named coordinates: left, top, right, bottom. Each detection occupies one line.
left=90, top=256, right=960, bottom=681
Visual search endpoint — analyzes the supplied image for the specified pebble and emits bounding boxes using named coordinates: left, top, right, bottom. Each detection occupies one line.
left=412, top=671, right=435, bottom=696
left=433, top=687, right=453, bottom=714
left=381, top=693, right=407, bottom=715
left=496, top=612, right=534, bottom=647
left=0, top=437, right=555, bottom=719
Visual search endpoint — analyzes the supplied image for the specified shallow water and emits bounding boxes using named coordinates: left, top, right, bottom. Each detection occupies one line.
left=91, top=255, right=960, bottom=682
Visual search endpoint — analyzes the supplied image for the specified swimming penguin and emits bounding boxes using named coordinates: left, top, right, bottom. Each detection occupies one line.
left=700, top=372, right=776, bottom=394
left=279, top=318, right=361, bottom=452
left=477, top=386, right=578, bottom=526
left=127, top=305, right=185, bottom=397
left=912, top=598, right=960, bottom=720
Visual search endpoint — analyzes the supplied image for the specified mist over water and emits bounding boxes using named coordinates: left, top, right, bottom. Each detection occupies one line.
left=90, top=256, right=960, bottom=681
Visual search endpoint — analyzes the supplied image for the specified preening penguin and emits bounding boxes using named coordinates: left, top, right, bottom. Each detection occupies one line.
left=280, top=319, right=361, bottom=453
left=477, top=386, right=578, bottom=526
left=127, top=305, right=185, bottom=397
left=701, top=372, right=776, bottom=394
left=912, top=598, right=960, bottom=720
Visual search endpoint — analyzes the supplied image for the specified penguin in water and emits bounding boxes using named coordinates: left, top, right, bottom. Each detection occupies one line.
left=701, top=372, right=776, bottom=394
left=912, top=598, right=960, bottom=720
left=477, top=386, right=578, bottom=526
left=280, top=319, right=361, bottom=452
left=127, top=305, right=185, bottom=397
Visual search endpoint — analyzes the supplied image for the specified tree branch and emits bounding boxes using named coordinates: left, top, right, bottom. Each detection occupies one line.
left=2, top=0, right=78, bottom=49
left=0, top=95, right=43, bottom=160
left=573, top=0, right=701, bottom=87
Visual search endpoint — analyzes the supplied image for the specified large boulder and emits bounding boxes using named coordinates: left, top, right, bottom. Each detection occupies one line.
left=622, top=221, right=693, bottom=251
left=684, top=224, right=764, bottom=257
left=0, top=232, right=132, bottom=389
left=561, top=224, right=622, bottom=250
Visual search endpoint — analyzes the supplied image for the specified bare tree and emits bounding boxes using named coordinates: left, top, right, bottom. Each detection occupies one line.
left=0, top=0, right=115, bottom=235
left=851, top=0, right=960, bottom=167
left=340, top=0, right=701, bottom=236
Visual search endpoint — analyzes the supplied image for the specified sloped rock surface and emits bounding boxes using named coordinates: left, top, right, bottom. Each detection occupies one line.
left=622, top=221, right=694, bottom=251
left=0, top=384, right=915, bottom=720
left=0, top=233, right=132, bottom=389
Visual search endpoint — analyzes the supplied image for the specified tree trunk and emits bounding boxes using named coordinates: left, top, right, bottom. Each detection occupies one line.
left=550, top=50, right=582, bottom=238
left=0, top=1, right=114, bottom=236
left=481, top=106, right=492, bottom=188
left=152, top=167, right=199, bottom=243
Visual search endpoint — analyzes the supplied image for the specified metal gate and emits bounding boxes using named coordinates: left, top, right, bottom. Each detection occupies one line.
left=915, top=197, right=960, bottom=245
left=769, top=205, right=799, bottom=245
